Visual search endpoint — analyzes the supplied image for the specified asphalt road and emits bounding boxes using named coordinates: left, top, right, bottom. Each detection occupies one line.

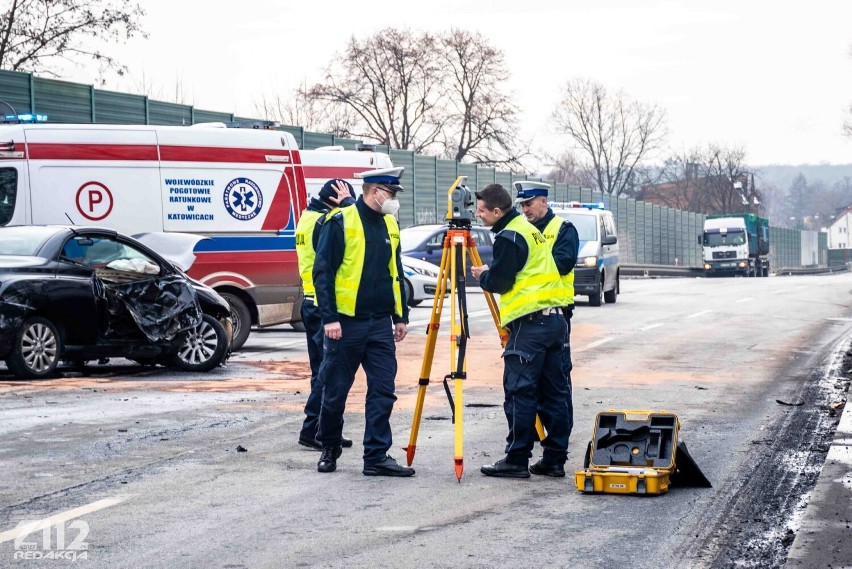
left=1, top=274, right=851, bottom=568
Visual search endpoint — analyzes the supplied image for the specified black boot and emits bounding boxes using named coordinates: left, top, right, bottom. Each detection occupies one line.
left=529, top=458, right=566, bottom=478
left=300, top=435, right=353, bottom=450
left=480, top=458, right=530, bottom=478
left=317, top=446, right=342, bottom=473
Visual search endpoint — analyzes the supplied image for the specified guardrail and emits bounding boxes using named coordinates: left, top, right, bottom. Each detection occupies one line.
left=621, top=264, right=849, bottom=278
left=621, top=264, right=703, bottom=278
left=775, top=266, right=850, bottom=276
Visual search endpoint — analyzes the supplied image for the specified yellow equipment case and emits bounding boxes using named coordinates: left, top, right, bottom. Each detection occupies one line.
left=575, top=410, right=679, bottom=496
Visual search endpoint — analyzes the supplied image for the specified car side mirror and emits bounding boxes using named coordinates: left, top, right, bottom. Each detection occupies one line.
left=602, top=235, right=617, bottom=246
left=426, top=245, right=434, bottom=254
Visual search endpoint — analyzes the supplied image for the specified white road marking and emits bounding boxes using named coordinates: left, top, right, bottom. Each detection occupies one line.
left=577, top=336, right=615, bottom=352
left=376, top=526, right=419, bottom=532
left=686, top=310, right=713, bottom=318
left=640, top=323, right=664, bottom=332
left=827, top=317, right=852, bottom=322
left=735, top=297, right=753, bottom=304
left=0, top=496, right=129, bottom=544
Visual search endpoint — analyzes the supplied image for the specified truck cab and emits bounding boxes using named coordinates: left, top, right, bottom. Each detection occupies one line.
left=701, top=214, right=770, bottom=277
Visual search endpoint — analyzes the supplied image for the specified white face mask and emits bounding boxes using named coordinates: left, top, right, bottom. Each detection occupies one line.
left=375, top=189, right=401, bottom=216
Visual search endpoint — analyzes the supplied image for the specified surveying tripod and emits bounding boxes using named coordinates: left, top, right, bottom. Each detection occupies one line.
left=403, top=177, right=546, bottom=481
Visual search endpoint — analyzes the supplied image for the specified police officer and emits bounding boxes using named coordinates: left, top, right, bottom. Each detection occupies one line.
left=295, top=179, right=357, bottom=451
left=470, top=184, right=572, bottom=479
left=514, top=181, right=578, bottom=475
left=312, top=166, right=415, bottom=477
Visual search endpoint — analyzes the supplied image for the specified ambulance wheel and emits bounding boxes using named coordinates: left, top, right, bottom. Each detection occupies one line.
left=168, top=314, right=228, bottom=372
left=7, top=316, right=63, bottom=379
left=220, top=293, right=251, bottom=351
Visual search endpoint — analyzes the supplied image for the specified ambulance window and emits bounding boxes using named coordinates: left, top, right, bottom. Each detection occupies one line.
left=0, top=167, right=17, bottom=226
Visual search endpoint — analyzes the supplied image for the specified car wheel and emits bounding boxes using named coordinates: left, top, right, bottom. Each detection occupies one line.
left=7, top=316, right=63, bottom=379
left=604, top=272, right=618, bottom=304
left=291, top=321, right=306, bottom=333
left=404, top=278, right=422, bottom=307
left=589, top=275, right=603, bottom=307
left=220, top=293, right=251, bottom=351
left=168, top=314, right=228, bottom=372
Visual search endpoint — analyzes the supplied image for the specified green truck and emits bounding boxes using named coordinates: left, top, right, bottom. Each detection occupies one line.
left=700, top=213, right=770, bottom=277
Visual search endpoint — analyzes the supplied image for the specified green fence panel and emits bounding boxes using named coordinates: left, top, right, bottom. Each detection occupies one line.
left=390, top=149, right=416, bottom=227
left=33, top=77, right=90, bottom=123
left=303, top=131, right=335, bottom=149
left=414, top=155, right=438, bottom=225
left=148, top=100, right=192, bottom=125
left=477, top=167, right=496, bottom=187
left=93, top=89, right=147, bottom=124
left=0, top=70, right=34, bottom=115
left=193, top=109, right=234, bottom=123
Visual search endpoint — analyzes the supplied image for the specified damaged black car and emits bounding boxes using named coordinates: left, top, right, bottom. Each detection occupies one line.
left=0, top=226, right=233, bottom=378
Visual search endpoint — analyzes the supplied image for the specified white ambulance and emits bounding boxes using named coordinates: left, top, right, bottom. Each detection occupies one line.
left=0, top=123, right=393, bottom=349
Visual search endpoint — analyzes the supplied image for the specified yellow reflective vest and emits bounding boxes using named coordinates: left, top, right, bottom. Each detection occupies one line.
left=334, top=206, right=403, bottom=317
left=295, top=209, right=325, bottom=298
left=498, top=215, right=569, bottom=326
left=542, top=215, right=575, bottom=306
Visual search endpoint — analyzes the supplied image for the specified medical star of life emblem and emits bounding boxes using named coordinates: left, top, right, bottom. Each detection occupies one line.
left=223, top=178, right=263, bottom=221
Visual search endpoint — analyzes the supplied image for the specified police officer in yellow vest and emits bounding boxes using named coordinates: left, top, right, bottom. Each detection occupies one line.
left=514, top=181, right=579, bottom=476
left=295, top=179, right=357, bottom=451
left=312, top=167, right=415, bottom=477
left=470, top=184, right=574, bottom=479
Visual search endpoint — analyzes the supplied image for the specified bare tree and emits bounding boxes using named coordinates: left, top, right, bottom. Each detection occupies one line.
left=306, top=28, right=445, bottom=153
left=552, top=78, right=667, bottom=196
left=693, top=145, right=758, bottom=215
left=543, top=150, right=594, bottom=187
left=641, top=145, right=759, bottom=215
left=255, top=82, right=356, bottom=136
left=0, top=0, right=146, bottom=79
left=438, top=29, right=526, bottom=167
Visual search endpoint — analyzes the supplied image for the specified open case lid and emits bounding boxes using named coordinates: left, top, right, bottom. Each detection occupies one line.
left=589, top=410, right=679, bottom=470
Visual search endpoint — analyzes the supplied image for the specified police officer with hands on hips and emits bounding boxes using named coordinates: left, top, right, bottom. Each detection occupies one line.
left=470, top=183, right=574, bottom=479
left=295, top=178, right=357, bottom=451
left=311, top=166, right=415, bottom=477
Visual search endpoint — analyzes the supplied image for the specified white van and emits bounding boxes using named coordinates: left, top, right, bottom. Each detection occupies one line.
left=551, top=202, right=620, bottom=306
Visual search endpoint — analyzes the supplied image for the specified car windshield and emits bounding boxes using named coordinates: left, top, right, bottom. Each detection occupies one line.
left=0, top=226, right=58, bottom=255
left=556, top=213, right=598, bottom=241
left=401, top=226, right=442, bottom=251
left=704, top=230, right=745, bottom=246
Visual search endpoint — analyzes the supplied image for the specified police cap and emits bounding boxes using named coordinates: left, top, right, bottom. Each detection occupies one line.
left=513, top=181, right=551, bottom=204
left=355, top=166, right=405, bottom=193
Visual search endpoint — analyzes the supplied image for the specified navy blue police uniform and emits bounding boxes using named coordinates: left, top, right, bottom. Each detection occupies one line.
left=479, top=207, right=573, bottom=476
left=312, top=167, right=413, bottom=476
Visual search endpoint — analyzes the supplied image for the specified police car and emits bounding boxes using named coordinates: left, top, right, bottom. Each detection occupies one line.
left=551, top=202, right=620, bottom=306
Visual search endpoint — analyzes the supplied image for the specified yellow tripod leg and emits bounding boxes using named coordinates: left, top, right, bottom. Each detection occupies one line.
left=452, top=238, right=466, bottom=481
left=404, top=237, right=451, bottom=466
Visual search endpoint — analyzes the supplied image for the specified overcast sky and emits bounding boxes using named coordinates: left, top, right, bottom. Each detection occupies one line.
left=61, top=0, right=852, bottom=167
